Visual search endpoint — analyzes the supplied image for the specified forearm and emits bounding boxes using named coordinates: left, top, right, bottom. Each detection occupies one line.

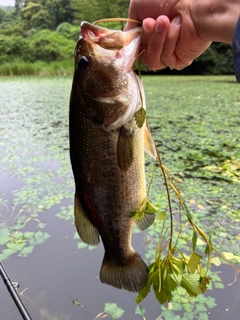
left=192, top=0, right=240, bottom=44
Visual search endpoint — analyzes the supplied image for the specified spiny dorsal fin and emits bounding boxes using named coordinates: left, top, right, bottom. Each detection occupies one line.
left=117, top=125, right=134, bottom=171
left=74, top=193, right=100, bottom=245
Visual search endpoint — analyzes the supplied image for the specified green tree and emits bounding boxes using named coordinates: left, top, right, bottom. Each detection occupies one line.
left=15, top=0, right=26, bottom=12
left=0, top=8, right=6, bottom=23
left=43, top=0, right=73, bottom=29
left=70, top=0, right=100, bottom=24
left=57, top=0, right=73, bottom=25
left=70, top=0, right=129, bottom=25
left=20, top=1, right=42, bottom=29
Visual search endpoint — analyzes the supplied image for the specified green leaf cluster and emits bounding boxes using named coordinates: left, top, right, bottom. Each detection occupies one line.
left=0, top=228, right=50, bottom=261
left=130, top=198, right=165, bottom=221
left=104, top=303, right=125, bottom=319
left=136, top=247, right=211, bottom=305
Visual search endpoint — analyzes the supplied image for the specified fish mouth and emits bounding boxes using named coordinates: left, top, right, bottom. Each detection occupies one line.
left=80, top=21, right=141, bottom=71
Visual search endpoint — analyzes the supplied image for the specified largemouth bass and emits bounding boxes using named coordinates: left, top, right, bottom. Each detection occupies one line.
left=69, top=21, right=156, bottom=292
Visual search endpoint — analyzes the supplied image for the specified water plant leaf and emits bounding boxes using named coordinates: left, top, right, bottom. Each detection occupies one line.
left=104, top=303, right=125, bottom=319
left=23, top=231, right=35, bottom=239
left=222, top=251, right=240, bottom=263
left=211, top=256, right=221, bottom=266
left=18, top=245, right=34, bottom=257
left=29, top=231, right=50, bottom=246
left=198, top=312, right=209, bottom=320
left=204, top=296, right=217, bottom=309
left=1, top=248, right=18, bottom=259
left=7, top=240, right=26, bottom=252
left=134, top=305, right=146, bottom=316
left=0, top=229, right=9, bottom=245
left=77, top=242, right=88, bottom=249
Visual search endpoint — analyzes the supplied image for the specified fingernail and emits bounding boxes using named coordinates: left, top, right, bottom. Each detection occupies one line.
left=144, top=24, right=152, bottom=35
left=173, top=15, right=181, bottom=26
left=156, top=19, right=163, bottom=33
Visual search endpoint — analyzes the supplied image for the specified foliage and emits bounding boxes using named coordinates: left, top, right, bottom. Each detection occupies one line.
left=0, top=8, right=7, bottom=23
left=26, top=29, right=75, bottom=61
left=132, top=172, right=213, bottom=305
left=0, top=59, right=74, bottom=76
left=0, top=224, right=50, bottom=261
left=0, top=35, right=30, bottom=63
left=56, top=22, right=80, bottom=41
left=94, top=303, right=125, bottom=319
left=70, top=0, right=129, bottom=25
left=104, top=303, right=125, bottom=319
left=0, top=28, right=75, bottom=64
left=192, top=43, right=234, bottom=75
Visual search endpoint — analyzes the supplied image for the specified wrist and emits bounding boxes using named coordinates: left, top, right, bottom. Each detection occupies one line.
left=192, top=0, right=240, bottom=44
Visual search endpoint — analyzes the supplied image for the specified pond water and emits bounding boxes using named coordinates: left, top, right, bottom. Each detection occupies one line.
left=0, top=76, right=240, bottom=320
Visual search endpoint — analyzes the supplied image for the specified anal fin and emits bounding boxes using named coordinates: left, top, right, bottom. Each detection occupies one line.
left=74, top=193, right=100, bottom=245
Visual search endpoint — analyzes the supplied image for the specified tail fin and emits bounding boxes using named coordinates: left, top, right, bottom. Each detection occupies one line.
left=100, top=252, right=148, bottom=292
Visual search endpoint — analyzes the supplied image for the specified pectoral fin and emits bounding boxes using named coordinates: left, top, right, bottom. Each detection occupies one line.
left=117, top=125, right=134, bottom=171
left=135, top=212, right=155, bottom=230
left=74, top=193, right=100, bottom=245
left=144, top=125, right=157, bottom=159
left=135, top=198, right=158, bottom=230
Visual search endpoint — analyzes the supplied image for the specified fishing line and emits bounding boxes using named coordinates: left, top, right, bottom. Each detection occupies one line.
left=0, top=262, right=32, bottom=320
left=93, top=18, right=141, bottom=25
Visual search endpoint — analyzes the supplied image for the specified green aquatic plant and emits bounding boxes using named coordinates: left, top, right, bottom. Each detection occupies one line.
left=94, top=302, right=125, bottom=319
left=131, top=131, right=240, bottom=306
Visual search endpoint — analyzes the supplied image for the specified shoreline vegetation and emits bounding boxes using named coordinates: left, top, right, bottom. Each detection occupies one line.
left=0, top=59, right=74, bottom=76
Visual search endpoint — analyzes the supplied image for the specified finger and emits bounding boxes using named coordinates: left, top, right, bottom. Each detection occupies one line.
left=142, top=15, right=170, bottom=70
left=140, top=18, right=156, bottom=50
left=161, top=15, right=182, bottom=69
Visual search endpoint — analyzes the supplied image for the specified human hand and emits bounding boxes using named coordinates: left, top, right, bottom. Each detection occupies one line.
left=126, top=0, right=212, bottom=70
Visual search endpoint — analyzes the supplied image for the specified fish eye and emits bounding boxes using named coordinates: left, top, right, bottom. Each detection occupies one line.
left=77, top=56, right=90, bottom=70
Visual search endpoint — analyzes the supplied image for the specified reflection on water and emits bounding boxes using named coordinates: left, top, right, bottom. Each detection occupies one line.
left=0, top=77, right=240, bottom=320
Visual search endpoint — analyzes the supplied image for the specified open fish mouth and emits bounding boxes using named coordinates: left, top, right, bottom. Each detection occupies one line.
left=79, top=21, right=142, bottom=71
